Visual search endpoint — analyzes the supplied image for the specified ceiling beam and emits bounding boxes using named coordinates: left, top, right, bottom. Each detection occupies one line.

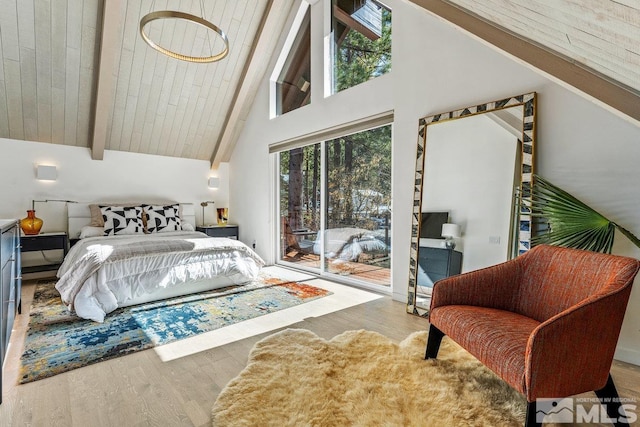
left=210, top=0, right=294, bottom=169
left=90, top=0, right=126, bottom=160
left=333, top=5, right=379, bottom=41
left=409, top=0, right=640, bottom=125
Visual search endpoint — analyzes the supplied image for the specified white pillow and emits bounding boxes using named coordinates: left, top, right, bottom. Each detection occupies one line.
left=101, top=206, right=145, bottom=236
left=79, top=226, right=105, bottom=239
left=144, top=204, right=182, bottom=233
left=181, top=223, right=194, bottom=231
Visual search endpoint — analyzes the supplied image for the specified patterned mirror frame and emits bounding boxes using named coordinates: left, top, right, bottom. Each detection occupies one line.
left=407, top=92, right=537, bottom=316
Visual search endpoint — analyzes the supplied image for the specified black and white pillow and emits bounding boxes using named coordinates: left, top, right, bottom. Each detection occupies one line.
left=100, top=206, right=145, bottom=236
left=143, top=204, right=182, bottom=233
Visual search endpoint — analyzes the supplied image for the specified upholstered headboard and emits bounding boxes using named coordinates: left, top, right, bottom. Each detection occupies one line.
left=67, top=203, right=197, bottom=239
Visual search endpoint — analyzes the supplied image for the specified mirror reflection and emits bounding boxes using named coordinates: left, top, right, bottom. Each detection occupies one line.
left=408, top=93, right=536, bottom=315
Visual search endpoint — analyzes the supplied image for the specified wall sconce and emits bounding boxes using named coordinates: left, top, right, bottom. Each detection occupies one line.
left=36, top=165, right=57, bottom=181
left=208, top=177, right=220, bottom=189
left=441, top=223, right=461, bottom=250
left=297, top=77, right=310, bottom=93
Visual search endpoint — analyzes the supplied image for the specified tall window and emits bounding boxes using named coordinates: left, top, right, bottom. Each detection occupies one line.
left=332, top=0, right=392, bottom=93
left=274, top=6, right=311, bottom=116
left=278, top=124, right=392, bottom=287
left=279, top=143, right=322, bottom=269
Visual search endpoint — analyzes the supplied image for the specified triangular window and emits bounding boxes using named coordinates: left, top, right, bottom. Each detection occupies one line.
left=273, top=4, right=311, bottom=116
left=332, top=0, right=391, bottom=93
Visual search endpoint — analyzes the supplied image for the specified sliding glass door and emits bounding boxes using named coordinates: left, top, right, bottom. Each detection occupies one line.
left=278, top=125, right=391, bottom=288
left=279, top=143, right=322, bottom=269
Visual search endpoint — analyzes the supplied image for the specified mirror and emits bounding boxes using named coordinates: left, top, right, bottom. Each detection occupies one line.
left=407, top=93, right=536, bottom=316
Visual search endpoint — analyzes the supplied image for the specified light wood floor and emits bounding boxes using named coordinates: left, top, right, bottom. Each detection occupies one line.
left=2, top=281, right=640, bottom=427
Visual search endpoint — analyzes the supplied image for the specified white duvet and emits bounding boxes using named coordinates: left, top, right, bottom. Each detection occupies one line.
left=56, top=231, right=265, bottom=322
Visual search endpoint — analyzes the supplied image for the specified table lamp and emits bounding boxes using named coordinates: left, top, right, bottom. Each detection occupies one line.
left=441, top=223, right=461, bottom=249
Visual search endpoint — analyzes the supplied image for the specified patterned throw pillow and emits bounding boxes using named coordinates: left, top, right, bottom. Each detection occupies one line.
left=143, top=204, right=182, bottom=233
left=100, top=206, right=145, bottom=236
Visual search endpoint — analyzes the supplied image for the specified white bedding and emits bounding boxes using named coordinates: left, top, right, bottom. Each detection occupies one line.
left=56, top=231, right=265, bottom=322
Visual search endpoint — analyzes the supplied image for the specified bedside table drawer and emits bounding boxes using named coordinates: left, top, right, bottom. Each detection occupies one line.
left=20, top=232, right=69, bottom=274
left=21, top=234, right=67, bottom=252
left=420, top=258, right=449, bottom=274
left=196, top=225, right=239, bottom=239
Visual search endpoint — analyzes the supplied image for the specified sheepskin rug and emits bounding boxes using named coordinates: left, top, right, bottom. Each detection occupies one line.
left=211, top=328, right=527, bottom=426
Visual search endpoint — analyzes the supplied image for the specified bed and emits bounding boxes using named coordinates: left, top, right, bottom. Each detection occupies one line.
left=56, top=203, right=265, bottom=322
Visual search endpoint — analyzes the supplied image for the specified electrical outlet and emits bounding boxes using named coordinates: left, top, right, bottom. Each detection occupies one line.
left=252, top=240, right=256, bottom=249
left=489, top=236, right=501, bottom=244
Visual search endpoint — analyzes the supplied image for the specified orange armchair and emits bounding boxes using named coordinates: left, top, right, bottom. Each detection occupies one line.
left=425, top=244, right=640, bottom=427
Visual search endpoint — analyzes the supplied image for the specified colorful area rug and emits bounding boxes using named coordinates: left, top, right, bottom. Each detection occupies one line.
left=212, top=329, right=527, bottom=426
left=19, top=272, right=331, bottom=384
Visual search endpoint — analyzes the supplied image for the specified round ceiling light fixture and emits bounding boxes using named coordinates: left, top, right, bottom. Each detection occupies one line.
left=139, top=10, right=229, bottom=63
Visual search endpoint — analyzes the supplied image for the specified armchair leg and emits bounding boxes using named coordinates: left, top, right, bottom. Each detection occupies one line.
left=525, top=401, right=541, bottom=427
left=424, top=324, right=444, bottom=360
left=594, top=374, right=629, bottom=426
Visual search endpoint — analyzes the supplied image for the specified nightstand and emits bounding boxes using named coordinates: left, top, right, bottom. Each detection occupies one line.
left=196, top=225, right=239, bottom=240
left=417, top=246, right=462, bottom=288
left=20, top=232, right=69, bottom=274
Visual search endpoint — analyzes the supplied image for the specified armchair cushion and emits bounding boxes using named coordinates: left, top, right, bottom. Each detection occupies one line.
left=431, top=305, right=540, bottom=394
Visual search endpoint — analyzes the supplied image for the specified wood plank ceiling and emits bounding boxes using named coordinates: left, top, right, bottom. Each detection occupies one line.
left=444, top=0, right=640, bottom=95
left=0, top=0, right=101, bottom=148
left=0, top=0, right=638, bottom=166
left=0, top=0, right=293, bottom=164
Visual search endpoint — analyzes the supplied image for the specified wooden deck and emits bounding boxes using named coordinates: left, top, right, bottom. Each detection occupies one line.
left=282, top=251, right=391, bottom=286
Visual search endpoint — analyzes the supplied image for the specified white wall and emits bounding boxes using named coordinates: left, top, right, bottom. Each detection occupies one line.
left=232, top=0, right=640, bottom=363
left=0, top=138, right=229, bottom=231
left=423, top=113, right=517, bottom=271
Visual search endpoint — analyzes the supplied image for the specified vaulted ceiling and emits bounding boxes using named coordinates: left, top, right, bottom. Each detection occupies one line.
left=446, top=0, right=640, bottom=94
left=412, top=0, right=640, bottom=122
left=0, top=0, right=293, bottom=166
left=0, top=0, right=638, bottom=168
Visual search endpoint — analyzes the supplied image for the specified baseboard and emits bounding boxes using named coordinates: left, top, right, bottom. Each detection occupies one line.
left=614, top=346, right=640, bottom=366
left=392, top=291, right=406, bottom=303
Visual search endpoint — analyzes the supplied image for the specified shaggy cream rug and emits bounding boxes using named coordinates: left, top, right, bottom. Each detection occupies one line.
left=211, top=329, right=527, bottom=426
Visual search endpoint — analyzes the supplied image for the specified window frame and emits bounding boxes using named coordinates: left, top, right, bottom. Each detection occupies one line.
left=272, top=117, right=394, bottom=292
left=330, top=0, right=392, bottom=94
left=269, top=2, right=312, bottom=118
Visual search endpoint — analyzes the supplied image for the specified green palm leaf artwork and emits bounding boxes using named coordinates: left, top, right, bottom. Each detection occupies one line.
left=531, top=175, right=640, bottom=254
